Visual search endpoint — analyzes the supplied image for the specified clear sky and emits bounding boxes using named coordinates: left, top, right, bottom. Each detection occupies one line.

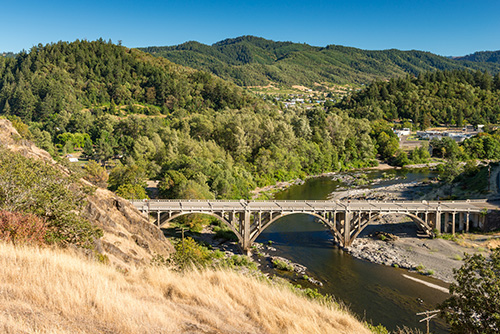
left=1, top=0, right=499, bottom=56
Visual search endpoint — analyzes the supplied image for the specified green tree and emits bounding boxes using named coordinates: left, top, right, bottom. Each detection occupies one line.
left=439, top=159, right=462, bottom=184
left=108, top=163, right=147, bottom=192
left=377, top=132, right=399, bottom=161
left=83, top=160, right=108, bottom=188
left=115, top=183, right=148, bottom=199
left=439, top=248, right=500, bottom=333
left=392, top=150, right=410, bottom=167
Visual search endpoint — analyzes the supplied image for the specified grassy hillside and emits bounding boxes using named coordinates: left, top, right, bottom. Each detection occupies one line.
left=0, top=241, right=370, bottom=334
left=141, top=36, right=500, bottom=87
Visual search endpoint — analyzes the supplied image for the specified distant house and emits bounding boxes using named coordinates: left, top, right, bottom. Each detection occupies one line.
left=393, top=128, right=411, bottom=137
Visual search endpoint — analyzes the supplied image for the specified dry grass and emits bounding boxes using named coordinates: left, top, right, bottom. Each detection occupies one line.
left=0, top=242, right=370, bottom=334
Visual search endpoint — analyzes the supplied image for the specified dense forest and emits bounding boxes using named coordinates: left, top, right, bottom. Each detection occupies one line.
left=1, top=39, right=500, bottom=201
left=0, top=40, right=377, bottom=200
left=456, top=50, right=500, bottom=64
left=141, top=36, right=500, bottom=87
left=336, top=69, right=500, bottom=126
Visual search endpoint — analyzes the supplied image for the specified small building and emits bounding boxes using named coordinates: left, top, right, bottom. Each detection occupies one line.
left=393, top=128, right=411, bottom=137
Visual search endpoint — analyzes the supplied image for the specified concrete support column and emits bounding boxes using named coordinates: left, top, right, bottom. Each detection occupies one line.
left=465, top=212, right=470, bottom=233
left=240, top=210, right=252, bottom=253
left=459, top=212, right=464, bottom=231
left=435, top=211, right=442, bottom=234
left=157, top=211, right=161, bottom=227
left=344, top=210, right=351, bottom=247
left=452, top=213, right=456, bottom=235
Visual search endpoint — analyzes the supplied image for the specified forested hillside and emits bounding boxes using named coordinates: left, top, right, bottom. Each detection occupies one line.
left=336, top=70, right=500, bottom=127
left=0, top=40, right=377, bottom=201
left=456, top=50, right=500, bottom=64
left=141, top=36, right=500, bottom=87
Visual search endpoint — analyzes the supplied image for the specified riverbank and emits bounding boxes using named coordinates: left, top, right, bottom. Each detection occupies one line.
left=345, top=215, right=498, bottom=283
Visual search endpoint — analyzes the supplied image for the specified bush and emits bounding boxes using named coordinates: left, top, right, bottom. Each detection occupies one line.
left=0, top=149, right=101, bottom=248
left=272, top=258, right=294, bottom=271
left=439, top=248, right=500, bottom=333
left=0, top=210, right=47, bottom=246
left=170, top=237, right=213, bottom=269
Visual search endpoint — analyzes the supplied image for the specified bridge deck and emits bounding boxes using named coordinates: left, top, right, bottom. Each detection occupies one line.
left=132, top=199, right=484, bottom=213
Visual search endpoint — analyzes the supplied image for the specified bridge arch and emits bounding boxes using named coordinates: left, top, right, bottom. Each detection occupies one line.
left=159, top=211, right=243, bottom=244
left=349, top=212, right=433, bottom=242
left=249, top=212, right=343, bottom=245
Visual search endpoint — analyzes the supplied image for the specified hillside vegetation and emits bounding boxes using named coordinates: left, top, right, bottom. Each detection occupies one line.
left=0, top=40, right=378, bottom=201
left=338, top=69, right=500, bottom=126
left=0, top=242, right=370, bottom=334
left=141, top=36, right=500, bottom=87
left=2, top=40, right=500, bottom=200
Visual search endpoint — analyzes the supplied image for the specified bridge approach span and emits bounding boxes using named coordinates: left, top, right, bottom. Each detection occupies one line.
left=131, top=199, right=485, bottom=251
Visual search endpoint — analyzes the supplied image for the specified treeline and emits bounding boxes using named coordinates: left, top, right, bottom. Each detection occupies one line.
left=0, top=39, right=256, bottom=122
left=3, top=40, right=500, bottom=201
left=0, top=40, right=378, bottom=200
left=26, top=106, right=377, bottom=199
left=141, top=36, right=500, bottom=87
left=337, top=70, right=500, bottom=128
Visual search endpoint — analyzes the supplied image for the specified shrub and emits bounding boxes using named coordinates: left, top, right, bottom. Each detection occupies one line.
left=0, top=210, right=47, bottom=246
left=170, top=237, right=213, bottom=269
left=440, top=248, right=500, bottom=333
left=0, top=149, right=101, bottom=249
left=223, top=255, right=257, bottom=270
left=272, top=258, right=294, bottom=271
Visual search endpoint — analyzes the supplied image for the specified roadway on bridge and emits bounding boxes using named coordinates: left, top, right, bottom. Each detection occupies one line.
left=135, top=199, right=486, bottom=213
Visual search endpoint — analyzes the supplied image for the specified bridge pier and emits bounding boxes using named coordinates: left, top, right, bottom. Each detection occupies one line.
left=131, top=199, right=484, bottom=253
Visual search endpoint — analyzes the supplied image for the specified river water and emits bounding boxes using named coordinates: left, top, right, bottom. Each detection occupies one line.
left=255, top=169, right=450, bottom=333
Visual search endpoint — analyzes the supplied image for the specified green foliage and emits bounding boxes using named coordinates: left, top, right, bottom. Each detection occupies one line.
left=0, top=149, right=101, bottom=248
left=415, top=264, right=425, bottom=273
left=140, top=36, right=500, bottom=87
left=170, top=237, right=213, bottom=269
left=439, top=248, right=500, bottom=333
left=339, top=70, right=500, bottom=128
left=392, top=150, right=410, bottom=167
left=408, top=145, right=431, bottom=164
left=272, top=258, right=294, bottom=271
left=377, top=131, right=399, bottom=160
left=108, top=162, right=147, bottom=197
left=115, top=183, right=148, bottom=200
left=83, top=160, right=108, bottom=187
left=367, top=323, right=390, bottom=334
left=213, top=222, right=238, bottom=241
left=0, top=40, right=384, bottom=200
left=222, top=255, right=257, bottom=270
left=437, top=159, right=463, bottom=184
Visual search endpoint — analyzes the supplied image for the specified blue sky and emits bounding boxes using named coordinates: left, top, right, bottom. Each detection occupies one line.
left=1, top=0, right=499, bottom=56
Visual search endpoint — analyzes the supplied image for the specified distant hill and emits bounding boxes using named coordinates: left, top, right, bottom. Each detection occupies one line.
left=455, top=50, right=500, bottom=64
left=140, top=36, right=500, bottom=87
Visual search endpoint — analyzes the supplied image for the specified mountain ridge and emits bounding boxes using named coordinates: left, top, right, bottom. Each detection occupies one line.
left=140, top=36, right=500, bottom=87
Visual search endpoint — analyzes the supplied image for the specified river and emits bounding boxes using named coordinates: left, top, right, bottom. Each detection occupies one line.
left=255, top=169, right=450, bottom=333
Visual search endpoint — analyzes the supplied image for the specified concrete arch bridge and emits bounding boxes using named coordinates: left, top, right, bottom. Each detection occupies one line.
left=131, top=199, right=485, bottom=252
